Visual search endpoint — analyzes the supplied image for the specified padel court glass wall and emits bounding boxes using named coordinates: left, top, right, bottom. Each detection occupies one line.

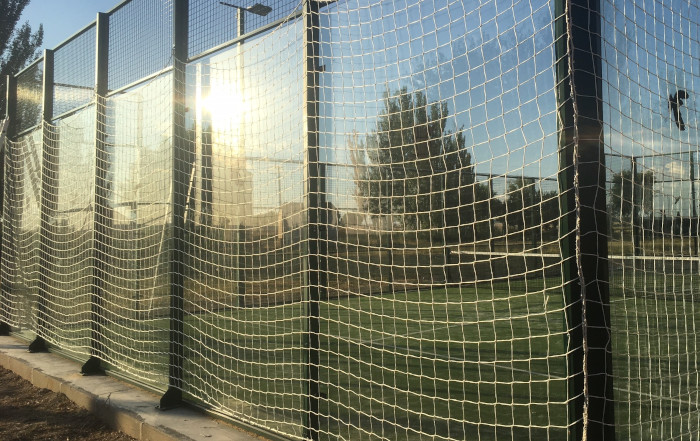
left=1, top=0, right=698, bottom=440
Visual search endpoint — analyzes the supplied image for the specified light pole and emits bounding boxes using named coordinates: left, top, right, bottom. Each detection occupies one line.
left=218, top=2, right=274, bottom=308
left=220, top=2, right=272, bottom=18
left=220, top=1, right=272, bottom=35
left=610, top=148, right=698, bottom=259
left=690, top=151, right=698, bottom=255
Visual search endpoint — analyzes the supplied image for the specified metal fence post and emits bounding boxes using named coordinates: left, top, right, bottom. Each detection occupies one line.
left=3, top=76, right=17, bottom=133
left=690, top=152, right=698, bottom=255
left=489, top=176, right=496, bottom=252
left=529, top=179, right=538, bottom=249
left=238, top=224, right=247, bottom=307
left=0, top=75, right=17, bottom=336
left=83, top=12, right=110, bottom=375
left=631, top=158, right=642, bottom=259
left=556, top=0, right=615, bottom=439
left=31, top=50, right=56, bottom=353
left=160, top=0, right=189, bottom=410
left=304, top=0, right=324, bottom=438
left=234, top=3, right=248, bottom=310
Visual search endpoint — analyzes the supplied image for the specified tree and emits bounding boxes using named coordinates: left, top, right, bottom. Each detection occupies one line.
left=506, top=177, right=538, bottom=232
left=0, top=0, right=44, bottom=119
left=471, top=180, right=496, bottom=240
left=351, top=87, right=477, bottom=242
left=504, top=177, right=560, bottom=245
left=608, top=169, right=655, bottom=221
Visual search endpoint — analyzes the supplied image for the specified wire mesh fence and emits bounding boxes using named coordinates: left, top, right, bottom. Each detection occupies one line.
left=52, top=26, right=96, bottom=119
left=14, top=61, right=44, bottom=134
left=1, top=0, right=699, bottom=440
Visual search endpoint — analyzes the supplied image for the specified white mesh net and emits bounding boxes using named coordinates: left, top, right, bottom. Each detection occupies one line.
left=602, top=0, right=700, bottom=439
left=0, top=0, right=698, bottom=440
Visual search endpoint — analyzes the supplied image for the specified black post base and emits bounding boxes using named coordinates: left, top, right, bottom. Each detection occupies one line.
left=0, top=322, right=10, bottom=336
left=28, top=336, right=48, bottom=353
left=158, top=387, right=182, bottom=410
left=80, top=356, right=105, bottom=376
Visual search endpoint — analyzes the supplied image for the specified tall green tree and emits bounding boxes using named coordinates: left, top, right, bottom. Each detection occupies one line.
left=0, top=0, right=44, bottom=119
left=506, top=177, right=537, bottom=232
left=504, top=177, right=560, bottom=245
left=351, top=88, right=477, bottom=242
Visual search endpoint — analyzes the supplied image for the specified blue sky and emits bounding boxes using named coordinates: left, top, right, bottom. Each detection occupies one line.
left=14, top=0, right=699, bottom=217
left=19, top=0, right=117, bottom=50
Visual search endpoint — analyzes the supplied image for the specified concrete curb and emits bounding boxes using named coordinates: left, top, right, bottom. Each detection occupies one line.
left=0, top=335, right=265, bottom=441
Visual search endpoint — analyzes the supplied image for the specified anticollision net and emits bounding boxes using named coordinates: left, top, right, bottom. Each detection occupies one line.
left=1, top=0, right=699, bottom=440
left=602, top=0, right=700, bottom=439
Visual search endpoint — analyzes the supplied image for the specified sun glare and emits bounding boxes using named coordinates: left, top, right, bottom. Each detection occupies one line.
left=201, top=82, right=247, bottom=129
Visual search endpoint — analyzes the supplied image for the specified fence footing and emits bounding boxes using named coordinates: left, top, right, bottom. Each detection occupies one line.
left=0, top=322, right=10, bottom=336
left=80, top=356, right=105, bottom=376
left=28, top=336, right=48, bottom=353
left=158, top=387, right=182, bottom=410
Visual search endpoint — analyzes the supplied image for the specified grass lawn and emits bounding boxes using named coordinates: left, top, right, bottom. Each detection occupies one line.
left=5, top=264, right=700, bottom=440
left=178, top=277, right=571, bottom=440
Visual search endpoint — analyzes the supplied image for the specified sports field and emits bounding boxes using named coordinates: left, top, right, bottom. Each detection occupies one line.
left=5, top=258, right=699, bottom=441
left=178, top=260, right=700, bottom=441
left=175, top=276, right=569, bottom=440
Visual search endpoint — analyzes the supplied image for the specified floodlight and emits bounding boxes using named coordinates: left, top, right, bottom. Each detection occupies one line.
left=219, top=2, right=272, bottom=16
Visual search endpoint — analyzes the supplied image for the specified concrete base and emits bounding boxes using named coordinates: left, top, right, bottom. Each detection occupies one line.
left=0, top=335, right=265, bottom=441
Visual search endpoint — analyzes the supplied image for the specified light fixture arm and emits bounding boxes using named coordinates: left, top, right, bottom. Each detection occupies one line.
left=219, top=2, right=272, bottom=16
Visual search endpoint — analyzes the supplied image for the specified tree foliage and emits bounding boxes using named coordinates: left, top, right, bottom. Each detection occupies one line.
left=504, top=177, right=559, bottom=243
left=0, top=0, right=43, bottom=119
left=350, top=88, right=564, bottom=246
left=608, top=169, right=655, bottom=221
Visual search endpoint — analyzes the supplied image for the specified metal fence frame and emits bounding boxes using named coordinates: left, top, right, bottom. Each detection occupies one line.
left=0, top=0, right=625, bottom=439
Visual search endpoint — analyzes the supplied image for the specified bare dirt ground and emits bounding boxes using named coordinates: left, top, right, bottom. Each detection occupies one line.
left=0, top=366, right=136, bottom=441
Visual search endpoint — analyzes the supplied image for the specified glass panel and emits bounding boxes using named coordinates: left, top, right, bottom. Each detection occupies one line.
left=53, top=27, right=96, bottom=118
left=183, top=20, right=307, bottom=438
left=316, top=0, right=567, bottom=438
left=102, top=73, right=173, bottom=388
left=108, top=0, right=173, bottom=91
left=42, top=107, right=96, bottom=357
left=16, top=61, right=44, bottom=133
left=0, top=129, right=43, bottom=337
left=188, top=0, right=301, bottom=58
left=602, top=0, right=700, bottom=439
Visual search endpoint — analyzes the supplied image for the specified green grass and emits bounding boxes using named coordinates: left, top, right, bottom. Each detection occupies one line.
left=6, top=268, right=700, bottom=440
left=610, top=291, right=700, bottom=441
left=174, top=277, right=570, bottom=440
left=173, top=270, right=700, bottom=440
left=316, top=282, right=570, bottom=441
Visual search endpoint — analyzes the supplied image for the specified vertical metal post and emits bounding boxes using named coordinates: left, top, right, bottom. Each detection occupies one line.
left=31, top=50, right=56, bottom=353
left=529, top=179, right=538, bottom=249
left=82, top=12, right=110, bottom=375
left=160, top=0, right=189, bottom=410
left=238, top=6, right=245, bottom=36
left=304, top=0, right=324, bottom=439
left=690, top=152, right=698, bottom=255
left=235, top=6, right=247, bottom=309
left=4, top=75, right=17, bottom=135
left=237, top=224, right=247, bottom=307
left=0, top=75, right=17, bottom=335
left=198, top=63, right=212, bottom=230
left=489, top=176, right=495, bottom=252
left=631, top=158, right=642, bottom=259
left=556, top=0, right=614, bottom=439
left=555, top=5, right=583, bottom=437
